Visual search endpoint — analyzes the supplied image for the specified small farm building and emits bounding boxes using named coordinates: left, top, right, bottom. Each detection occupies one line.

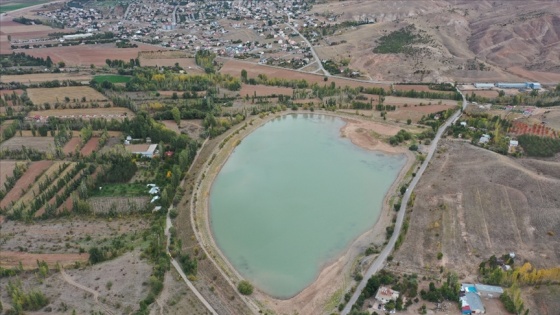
left=126, top=144, right=158, bottom=158
left=474, top=284, right=503, bottom=298
left=474, top=83, right=495, bottom=89
left=374, top=286, right=400, bottom=304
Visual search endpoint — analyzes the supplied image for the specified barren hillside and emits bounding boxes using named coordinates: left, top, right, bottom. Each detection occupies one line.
left=309, top=0, right=560, bottom=82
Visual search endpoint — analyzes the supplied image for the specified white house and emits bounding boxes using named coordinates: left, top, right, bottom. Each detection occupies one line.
left=375, top=286, right=400, bottom=304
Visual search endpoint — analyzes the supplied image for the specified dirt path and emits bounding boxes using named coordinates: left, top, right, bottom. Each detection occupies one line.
left=60, top=268, right=114, bottom=315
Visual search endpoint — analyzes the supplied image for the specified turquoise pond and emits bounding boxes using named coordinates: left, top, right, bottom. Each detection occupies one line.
left=210, top=114, right=406, bottom=298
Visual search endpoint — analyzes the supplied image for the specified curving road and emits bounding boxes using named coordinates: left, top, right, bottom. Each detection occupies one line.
left=285, top=16, right=331, bottom=77
left=341, top=88, right=467, bottom=314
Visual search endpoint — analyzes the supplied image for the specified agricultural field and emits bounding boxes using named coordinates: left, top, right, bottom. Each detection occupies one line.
left=92, top=75, right=132, bottom=84
left=15, top=43, right=165, bottom=66
left=26, top=86, right=109, bottom=107
left=6, top=161, right=65, bottom=212
left=80, top=137, right=99, bottom=156
left=0, top=135, right=54, bottom=152
left=0, top=72, right=93, bottom=84
left=509, top=121, right=559, bottom=138
left=0, top=1, right=50, bottom=13
left=392, top=139, right=560, bottom=279
left=0, top=160, right=52, bottom=208
left=62, top=137, right=81, bottom=155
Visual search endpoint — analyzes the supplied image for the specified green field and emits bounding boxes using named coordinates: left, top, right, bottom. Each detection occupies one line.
left=93, top=75, right=132, bottom=84
left=91, top=183, right=150, bottom=197
left=0, top=1, right=47, bottom=13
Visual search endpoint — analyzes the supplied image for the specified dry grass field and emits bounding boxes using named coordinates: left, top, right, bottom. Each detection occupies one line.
left=239, top=84, right=293, bottom=97
left=161, top=119, right=203, bottom=139
left=139, top=54, right=204, bottom=74
left=0, top=215, right=153, bottom=314
left=28, top=107, right=134, bottom=120
left=393, top=140, right=560, bottom=277
left=27, top=86, right=109, bottom=106
left=0, top=135, right=54, bottom=152
left=218, top=57, right=390, bottom=90
left=384, top=96, right=458, bottom=107
left=386, top=103, right=457, bottom=123
left=0, top=73, right=93, bottom=84
left=15, top=43, right=166, bottom=66
left=88, top=197, right=150, bottom=214
left=393, top=85, right=456, bottom=94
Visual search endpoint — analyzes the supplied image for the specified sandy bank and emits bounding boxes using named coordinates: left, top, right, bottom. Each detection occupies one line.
left=192, top=110, right=416, bottom=315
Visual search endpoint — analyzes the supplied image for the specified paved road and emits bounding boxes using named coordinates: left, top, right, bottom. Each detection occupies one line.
left=285, top=16, right=330, bottom=77
left=342, top=89, right=467, bottom=314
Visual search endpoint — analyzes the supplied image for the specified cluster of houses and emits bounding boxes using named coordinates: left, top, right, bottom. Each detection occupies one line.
left=366, top=282, right=503, bottom=314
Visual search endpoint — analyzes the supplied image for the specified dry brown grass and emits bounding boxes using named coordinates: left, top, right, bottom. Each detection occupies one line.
left=0, top=160, right=18, bottom=188
left=0, top=73, right=93, bottom=83
left=0, top=136, right=55, bottom=152
left=27, top=86, right=109, bottom=106
left=239, top=84, right=293, bottom=97
left=15, top=43, right=166, bottom=66
left=28, top=107, right=134, bottom=119
left=393, top=140, right=560, bottom=279
left=218, top=57, right=390, bottom=90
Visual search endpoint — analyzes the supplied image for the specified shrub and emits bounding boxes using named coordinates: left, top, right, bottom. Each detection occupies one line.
left=237, top=280, right=254, bottom=295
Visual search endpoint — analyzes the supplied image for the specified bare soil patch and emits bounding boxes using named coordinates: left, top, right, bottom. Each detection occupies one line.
left=0, top=160, right=53, bottom=208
